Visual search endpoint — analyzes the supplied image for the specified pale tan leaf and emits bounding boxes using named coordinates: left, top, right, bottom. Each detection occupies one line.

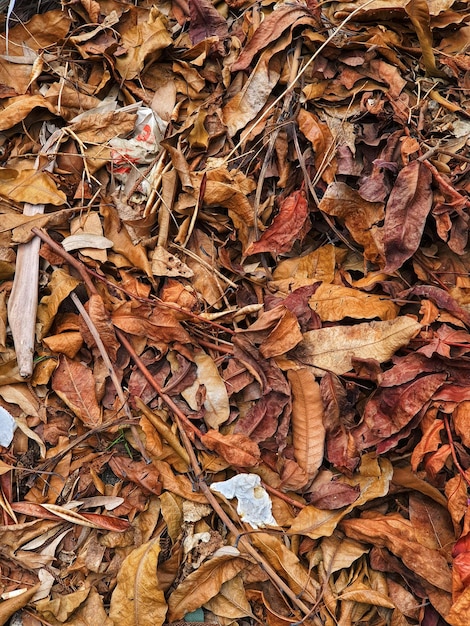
left=287, top=369, right=325, bottom=482
left=151, top=245, right=194, bottom=278
left=223, top=50, right=281, bottom=137
left=41, top=504, right=103, bottom=529
left=294, top=317, right=422, bottom=376
left=0, top=383, right=40, bottom=417
left=167, top=549, right=249, bottom=621
left=109, top=539, right=167, bottom=626
left=194, top=351, right=230, bottom=429
left=309, top=284, right=398, bottom=321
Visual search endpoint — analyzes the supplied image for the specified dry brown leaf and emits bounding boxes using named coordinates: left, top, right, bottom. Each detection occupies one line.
left=309, top=283, right=398, bottom=321
left=319, top=182, right=385, bottom=265
left=109, top=539, right=167, bottom=626
left=203, top=574, right=253, bottom=620
left=167, top=548, right=249, bottom=621
left=287, top=369, right=325, bottom=482
left=115, top=8, right=172, bottom=80
left=194, top=351, right=230, bottom=429
left=36, top=268, right=81, bottom=341
left=0, top=585, right=40, bottom=624
left=0, top=169, right=66, bottom=206
left=52, top=355, right=102, bottom=427
left=201, top=430, right=261, bottom=468
left=250, top=532, right=319, bottom=605
left=293, top=316, right=421, bottom=376
left=341, top=512, right=452, bottom=591
left=289, top=455, right=392, bottom=538
left=101, top=204, right=152, bottom=277
left=297, top=109, right=337, bottom=184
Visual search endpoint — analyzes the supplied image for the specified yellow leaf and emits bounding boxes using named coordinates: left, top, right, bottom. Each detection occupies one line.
left=287, top=369, right=325, bottom=482
left=309, top=284, right=398, bottom=322
left=294, top=316, right=421, bottom=376
left=109, top=539, right=167, bottom=626
left=0, top=170, right=66, bottom=205
left=167, top=548, right=249, bottom=621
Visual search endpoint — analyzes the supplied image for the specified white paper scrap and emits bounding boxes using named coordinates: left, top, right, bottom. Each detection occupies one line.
left=210, top=473, right=278, bottom=529
left=0, top=406, right=16, bottom=447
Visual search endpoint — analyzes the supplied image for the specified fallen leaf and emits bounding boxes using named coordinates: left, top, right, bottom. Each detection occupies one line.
left=167, top=548, right=249, bottom=621
left=52, top=355, right=102, bottom=427
left=245, top=189, right=309, bottom=257
left=293, top=317, right=422, bottom=376
left=109, top=539, right=167, bottom=626
left=201, top=430, right=261, bottom=468
left=287, top=369, right=325, bottom=482
left=383, top=160, right=433, bottom=272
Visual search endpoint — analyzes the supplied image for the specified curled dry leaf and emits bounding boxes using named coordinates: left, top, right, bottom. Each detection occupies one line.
left=245, top=189, right=309, bottom=257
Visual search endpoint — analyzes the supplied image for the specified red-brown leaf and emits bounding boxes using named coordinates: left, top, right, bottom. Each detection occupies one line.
left=245, top=189, right=309, bottom=257
left=383, top=160, right=433, bottom=272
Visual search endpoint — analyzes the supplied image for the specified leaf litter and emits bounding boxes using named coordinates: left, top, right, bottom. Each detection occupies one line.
left=0, top=0, right=469, bottom=624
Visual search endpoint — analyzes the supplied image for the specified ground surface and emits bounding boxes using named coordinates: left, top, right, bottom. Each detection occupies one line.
left=0, top=0, right=469, bottom=624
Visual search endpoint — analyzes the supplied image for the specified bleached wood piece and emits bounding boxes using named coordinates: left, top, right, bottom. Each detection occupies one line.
left=7, top=128, right=62, bottom=378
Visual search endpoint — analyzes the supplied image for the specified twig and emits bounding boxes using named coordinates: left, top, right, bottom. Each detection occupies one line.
left=70, top=292, right=150, bottom=463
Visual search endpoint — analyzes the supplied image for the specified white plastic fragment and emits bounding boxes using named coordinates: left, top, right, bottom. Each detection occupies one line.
left=210, top=473, right=278, bottom=529
left=0, top=406, right=16, bottom=447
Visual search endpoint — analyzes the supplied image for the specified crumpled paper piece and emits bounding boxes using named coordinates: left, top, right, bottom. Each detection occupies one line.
left=109, top=106, right=167, bottom=194
left=210, top=473, right=277, bottom=529
left=0, top=406, right=16, bottom=447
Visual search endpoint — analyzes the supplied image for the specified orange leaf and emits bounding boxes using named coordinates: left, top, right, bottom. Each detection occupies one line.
left=52, top=355, right=102, bottom=427
left=201, top=430, right=261, bottom=468
left=245, top=189, right=309, bottom=257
